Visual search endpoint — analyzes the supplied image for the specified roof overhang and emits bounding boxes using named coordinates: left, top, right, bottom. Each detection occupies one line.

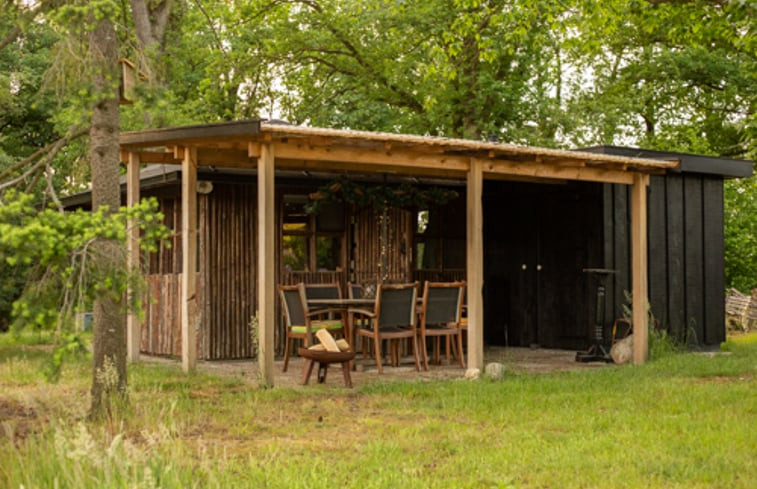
left=579, top=145, right=753, bottom=178
left=120, top=120, right=679, bottom=186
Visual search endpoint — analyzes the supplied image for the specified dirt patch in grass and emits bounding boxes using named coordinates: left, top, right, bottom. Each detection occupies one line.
left=0, top=398, right=44, bottom=444
left=694, top=372, right=754, bottom=384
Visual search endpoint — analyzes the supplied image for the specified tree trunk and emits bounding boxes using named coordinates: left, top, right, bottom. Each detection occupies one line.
left=88, top=14, right=127, bottom=418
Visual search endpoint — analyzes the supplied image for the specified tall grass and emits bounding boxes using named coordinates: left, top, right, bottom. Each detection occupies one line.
left=1, top=331, right=755, bottom=488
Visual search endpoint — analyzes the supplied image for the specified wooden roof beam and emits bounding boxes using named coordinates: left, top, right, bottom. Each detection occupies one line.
left=268, top=141, right=471, bottom=174
left=479, top=158, right=634, bottom=184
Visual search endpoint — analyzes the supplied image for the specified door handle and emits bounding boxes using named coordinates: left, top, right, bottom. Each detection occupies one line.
left=537, top=264, right=542, bottom=271
left=521, top=264, right=527, bottom=270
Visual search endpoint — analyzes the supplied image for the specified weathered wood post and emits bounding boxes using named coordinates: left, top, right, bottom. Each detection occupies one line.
left=181, top=146, right=198, bottom=372
left=257, top=142, right=276, bottom=387
left=126, top=151, right=141, bottom=363
left=631, top=173, right=649, bottom=364
left=467, top=158, right=484, bottom=372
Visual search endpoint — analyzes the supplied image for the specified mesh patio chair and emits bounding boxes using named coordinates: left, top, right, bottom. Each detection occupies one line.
left=304, top=282, right=343, bottom=319
left=353, top=282, right=420, bottom=374
left=418, top=281, right=466, bottom=370
left=279, top=283, right=344, bottom=372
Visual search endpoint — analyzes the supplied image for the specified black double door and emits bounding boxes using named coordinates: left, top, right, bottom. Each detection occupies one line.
left=483, top=181, right=603, bottom=349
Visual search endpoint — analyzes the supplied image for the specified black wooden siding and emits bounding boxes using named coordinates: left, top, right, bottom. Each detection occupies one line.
left=603, top=174, right=725, bottom=346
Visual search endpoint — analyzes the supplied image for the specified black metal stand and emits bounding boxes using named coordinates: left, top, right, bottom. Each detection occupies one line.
left=576, top=268, right=616, bottom=363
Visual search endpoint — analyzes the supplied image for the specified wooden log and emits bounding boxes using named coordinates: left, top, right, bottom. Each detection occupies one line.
left=315, top=328, right=340, bottom=352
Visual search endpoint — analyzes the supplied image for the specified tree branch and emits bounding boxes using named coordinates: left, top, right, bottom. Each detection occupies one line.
left=0, top=126, right=89, bottom=198
left=0, top=25, right=21, bottom=52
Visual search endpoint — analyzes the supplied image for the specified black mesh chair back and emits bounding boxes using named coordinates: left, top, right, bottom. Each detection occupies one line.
left=281, top=287, right=306, bottom=326
left=424, top=286, right=463, bottom=325
left=377, top=284, right=417, bottom=329
left=305, top=283, right=341, bottom=300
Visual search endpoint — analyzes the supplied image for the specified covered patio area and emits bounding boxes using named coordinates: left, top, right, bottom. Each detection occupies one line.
left=119, top=119, right=677, bottom=385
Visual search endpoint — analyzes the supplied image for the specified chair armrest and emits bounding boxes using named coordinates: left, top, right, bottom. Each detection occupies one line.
left=349, top=308, right=375, bottom=318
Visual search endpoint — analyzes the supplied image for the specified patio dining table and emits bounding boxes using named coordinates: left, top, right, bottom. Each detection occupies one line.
left=307, top=297, right=376, bottom=348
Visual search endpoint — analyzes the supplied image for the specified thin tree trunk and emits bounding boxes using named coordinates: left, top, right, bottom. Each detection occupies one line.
left=88, top=14, right=127, bottom=418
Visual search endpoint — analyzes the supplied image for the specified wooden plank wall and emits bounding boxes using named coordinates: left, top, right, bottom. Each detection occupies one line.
left=140, top=274, right=182, bottom=356
left=603, top=174, right=726, bottom=346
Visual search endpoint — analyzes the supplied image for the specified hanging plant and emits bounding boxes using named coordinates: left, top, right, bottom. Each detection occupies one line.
left=305, top=177, right=459, bottom=214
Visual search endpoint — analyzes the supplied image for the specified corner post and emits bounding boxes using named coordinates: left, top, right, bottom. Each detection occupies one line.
left=181, top=146, right=198, bottom=372
left=631, top=173, right=649, bottom=364
left=466, top=158, right=484, bottom=371
left=258, top=142, right=275, bottom=387
left=126, top=151, right=141, bottom=362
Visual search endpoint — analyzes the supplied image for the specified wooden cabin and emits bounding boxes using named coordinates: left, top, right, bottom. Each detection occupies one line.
left=65, top=120, right=752, bottom=384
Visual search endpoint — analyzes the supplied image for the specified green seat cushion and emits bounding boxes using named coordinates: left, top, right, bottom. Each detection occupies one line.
left=291, top=320, right=342, bottom=334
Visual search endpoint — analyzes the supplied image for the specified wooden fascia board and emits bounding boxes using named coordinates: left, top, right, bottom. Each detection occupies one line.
left=120, top=120, right=261, bottom=148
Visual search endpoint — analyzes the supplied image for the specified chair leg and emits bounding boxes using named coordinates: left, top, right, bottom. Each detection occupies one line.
left=445, top=336, right=452, bottom=364
left=420, top=333, right=429, bottom=371
left=373, top=335, right=383, bottom=374
left=456, top=332, right=466, bottom=368
left=433, top=337, right=440, bottom=365
left=411, top=333, right=421, bottom=371
left=282, top=336, right=292, bottom=372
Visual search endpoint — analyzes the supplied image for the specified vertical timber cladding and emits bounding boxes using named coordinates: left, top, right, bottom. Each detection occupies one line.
left=604, top=173, right=726, bottom=346
left=199, top=183, right=258, bottom=360
left=483, top=181, right=603, bottom=349
left=140, top=193, right=182, bottom=357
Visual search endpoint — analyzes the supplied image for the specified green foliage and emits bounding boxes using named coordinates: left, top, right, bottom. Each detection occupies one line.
left=0, top=6, right=60, bottom=167
left=0, top=191, right=170, bottom=380
left=724, top=174, right=757, bottom=292
left=245, top=0, right=570, bottom=141
left=565, top=0, right=755, bottom=157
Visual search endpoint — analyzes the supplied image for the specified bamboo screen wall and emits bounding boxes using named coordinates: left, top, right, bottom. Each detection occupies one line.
left=199, top=183, right=258, bottom=360
left=351, top=206, right=414, bottom=285
left=139, top=185, right=424, bottom=360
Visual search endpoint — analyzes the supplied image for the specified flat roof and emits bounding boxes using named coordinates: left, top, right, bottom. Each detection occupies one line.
left=580, top=145, right=753, bottom=178
left=120, top=120, right=678, bottom=178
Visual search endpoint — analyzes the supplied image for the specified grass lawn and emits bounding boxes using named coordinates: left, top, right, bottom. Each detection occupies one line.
left=1, top=332, right=755, bottom=488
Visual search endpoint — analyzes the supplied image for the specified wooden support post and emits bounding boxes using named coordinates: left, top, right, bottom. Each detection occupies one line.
left=126, top=152, right=141, bottom=363
left=467, top=159, right=484, bottom=372
left=258, top=143, right=275, bottom=387
left=631, top=173, right=649, bottom=364
left=181, top=147, right=198, bottom=372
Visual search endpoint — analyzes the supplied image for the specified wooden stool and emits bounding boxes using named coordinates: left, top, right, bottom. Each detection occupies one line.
left=298, top=348, right=356, bottom=388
